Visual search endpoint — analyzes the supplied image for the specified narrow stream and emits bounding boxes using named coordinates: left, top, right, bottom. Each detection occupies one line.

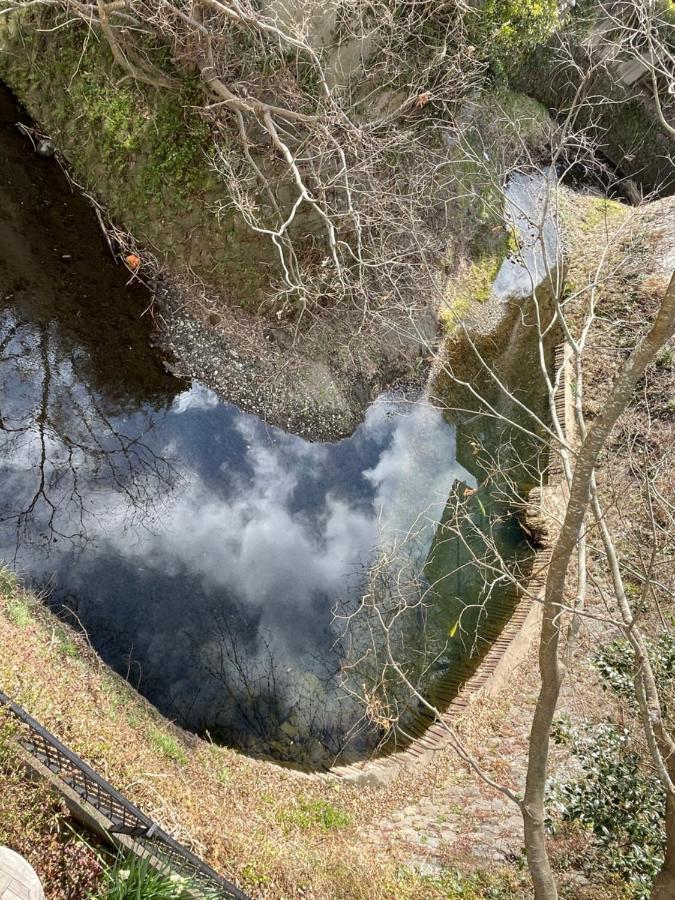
left=0, top=85, right=530, bottom=767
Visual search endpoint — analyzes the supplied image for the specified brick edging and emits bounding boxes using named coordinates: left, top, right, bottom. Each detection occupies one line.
left=302, top=343, right=570, bottom=785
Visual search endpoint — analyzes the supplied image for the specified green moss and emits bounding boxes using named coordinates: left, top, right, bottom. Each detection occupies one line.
left=493, top=88, right=552, bottom=146
left=506, top=224, right=521, bottom=254
left=441, top=227, right=509, bottom=331
left=20, top=30, right=214, bottom=209
left=580, top=197, right=627, bottom=232
left=0, top=18, right=273, bottom=299
left=138, top=81, right=213, bottom=209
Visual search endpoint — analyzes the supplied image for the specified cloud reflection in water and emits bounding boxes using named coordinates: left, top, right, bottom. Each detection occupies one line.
left=0, top=322, right=471, bottom=762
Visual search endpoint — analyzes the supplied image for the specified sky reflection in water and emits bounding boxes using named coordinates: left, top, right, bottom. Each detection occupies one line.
left=0, top=312, right=473, bottom=762
left=0, top=80, right=482, bottom=766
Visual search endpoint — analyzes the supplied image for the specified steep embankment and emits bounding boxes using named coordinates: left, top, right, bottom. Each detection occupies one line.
left=0, top=569, right=535, bottom=900
left=0, top=13, right=553, bottom=440
left=0, top=21, right=422, bottom=439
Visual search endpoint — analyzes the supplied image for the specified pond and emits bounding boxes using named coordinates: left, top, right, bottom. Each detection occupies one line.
left=0, top=84, right=532, bottom=767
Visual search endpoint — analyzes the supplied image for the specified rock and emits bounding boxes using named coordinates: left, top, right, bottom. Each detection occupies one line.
left=280, top=720, right=298, bottom=739
left=36, top=138, right=55, bottom=158
left=307, top=740, right=327, bottom=767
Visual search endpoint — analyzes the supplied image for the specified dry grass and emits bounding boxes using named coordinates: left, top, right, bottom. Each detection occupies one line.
left=0, top=575, right=521, bottom=899
left=0, top=718, right=105, bottom=898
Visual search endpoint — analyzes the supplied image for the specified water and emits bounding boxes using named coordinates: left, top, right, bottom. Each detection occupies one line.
left=0, top=84, right=530, bottom=767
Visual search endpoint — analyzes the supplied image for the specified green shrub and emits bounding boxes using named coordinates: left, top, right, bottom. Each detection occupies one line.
left=472, top=0, right=561, bottom=73
left=548, top=719, right=665, bottom=897
left=594, top=633, right=675, bottom=719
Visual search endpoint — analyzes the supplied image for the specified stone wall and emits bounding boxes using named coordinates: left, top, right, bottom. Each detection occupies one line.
left=511, top=42, right=675, bottom=196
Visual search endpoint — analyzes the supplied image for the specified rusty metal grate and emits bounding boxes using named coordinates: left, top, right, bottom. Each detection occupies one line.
left=0, top=690, right=248, bottom=899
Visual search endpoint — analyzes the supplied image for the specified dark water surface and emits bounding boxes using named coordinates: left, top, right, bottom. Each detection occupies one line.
left=0, top=85, right=529, bottom=767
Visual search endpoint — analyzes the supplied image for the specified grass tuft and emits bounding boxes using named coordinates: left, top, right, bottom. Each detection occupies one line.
left=147, top=727, right=188, bottom=765
left=4, top=594, right=33, bottom=629
left=276, top=796, right=352, bottom=832
left=98, top=854, right=202, bottom=899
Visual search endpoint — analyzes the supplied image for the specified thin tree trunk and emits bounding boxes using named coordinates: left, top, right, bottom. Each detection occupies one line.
left=522, top=274, right=675, bottom=900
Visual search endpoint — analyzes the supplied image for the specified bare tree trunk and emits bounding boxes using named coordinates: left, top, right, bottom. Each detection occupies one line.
left=522, top=274, right=675, bottom=900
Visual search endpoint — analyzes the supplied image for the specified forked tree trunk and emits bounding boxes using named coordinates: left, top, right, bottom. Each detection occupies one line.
left=522, top=274, right=675, bottom=900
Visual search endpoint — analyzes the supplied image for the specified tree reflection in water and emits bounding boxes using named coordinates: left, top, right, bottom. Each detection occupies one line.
left=0, top=313, right=469, bottom=766
left=0, top=311, right=177, bottom=559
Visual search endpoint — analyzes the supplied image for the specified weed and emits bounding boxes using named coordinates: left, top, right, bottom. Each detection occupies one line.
left=5, top=595, right=32, bottom=628
left=441, top=246, right=505, bottom=331
left=657, top=345, right=675, bottom=369
left=147, top=727, right=188, bottom=765
left=418, top=864, right=525, bottom=898
left=276, top=796, right=352, bottom=831
left=98, top=853, right=203, bottom=899
left=58, top=638, right=80, bottom=659
left=240, top=862, right=271, bottom=887
left=0, top=567, right=18, bottom=595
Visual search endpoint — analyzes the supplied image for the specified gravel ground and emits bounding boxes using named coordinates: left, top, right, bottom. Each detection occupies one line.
left=151, top=274, right=433, bottom=442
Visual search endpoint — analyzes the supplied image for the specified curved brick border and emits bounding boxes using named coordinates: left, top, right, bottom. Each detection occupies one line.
left=301, top=344, right=570, bottom=785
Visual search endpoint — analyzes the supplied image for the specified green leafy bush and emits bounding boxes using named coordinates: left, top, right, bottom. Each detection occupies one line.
left=473, top=0, right=561, bottom=72
left=594, top=632, right=675, bottom=719
left=548, top=720, right=665, bottom=898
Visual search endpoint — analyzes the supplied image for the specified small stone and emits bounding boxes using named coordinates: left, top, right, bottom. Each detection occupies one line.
left=36, top=138, right=55, bottom=158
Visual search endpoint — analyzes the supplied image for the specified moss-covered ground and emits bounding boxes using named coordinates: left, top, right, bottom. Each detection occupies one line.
left=0, top=17, right=272, bottom=304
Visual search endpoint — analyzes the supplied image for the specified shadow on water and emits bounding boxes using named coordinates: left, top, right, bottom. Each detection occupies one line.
left=0, top=83, right=537, bottom=769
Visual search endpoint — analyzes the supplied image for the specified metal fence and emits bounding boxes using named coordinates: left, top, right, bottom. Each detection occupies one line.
left=0, top=689, right=248, bottom=899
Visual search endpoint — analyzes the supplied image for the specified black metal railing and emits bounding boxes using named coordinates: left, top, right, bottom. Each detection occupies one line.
left=0, top=690, right=248, bottom=899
